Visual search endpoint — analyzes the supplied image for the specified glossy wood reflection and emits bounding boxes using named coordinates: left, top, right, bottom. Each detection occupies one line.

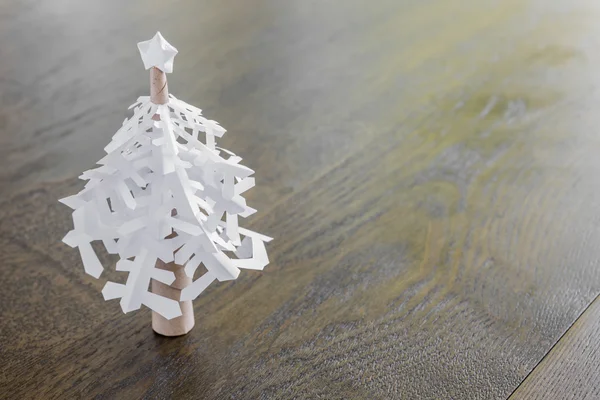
left=3, top=0, right=600, bottom=399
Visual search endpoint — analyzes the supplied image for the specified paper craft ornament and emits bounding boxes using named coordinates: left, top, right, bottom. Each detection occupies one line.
left=59, top=32, right=272, bottom=336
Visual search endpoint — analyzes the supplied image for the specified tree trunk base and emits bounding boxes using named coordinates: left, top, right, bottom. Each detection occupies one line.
left=151, top=260, right=194, bottom=336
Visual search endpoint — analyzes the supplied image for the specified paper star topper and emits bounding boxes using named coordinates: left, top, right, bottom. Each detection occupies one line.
left=137, top=31, right=178, bottom=73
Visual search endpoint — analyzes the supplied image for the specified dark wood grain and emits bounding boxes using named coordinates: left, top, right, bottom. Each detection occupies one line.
left=3, top=0, right=600, bottom=399
left=510, top=295, right=600, bottom=400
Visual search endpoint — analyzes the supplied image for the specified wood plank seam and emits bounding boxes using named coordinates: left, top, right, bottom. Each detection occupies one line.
left=507, top=291, right=600, bottom=399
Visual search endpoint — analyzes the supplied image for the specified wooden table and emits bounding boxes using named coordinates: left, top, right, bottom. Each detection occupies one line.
left=2, top=0, right=600, bottom=398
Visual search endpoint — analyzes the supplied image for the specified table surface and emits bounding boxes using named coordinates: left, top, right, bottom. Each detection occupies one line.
left=3, top=0, right=600, bottom=399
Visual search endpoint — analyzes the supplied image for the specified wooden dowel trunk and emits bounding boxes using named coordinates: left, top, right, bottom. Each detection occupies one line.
left=149, top=66, right=195, bottom=336
left=152, top=261, right=195, bottom=336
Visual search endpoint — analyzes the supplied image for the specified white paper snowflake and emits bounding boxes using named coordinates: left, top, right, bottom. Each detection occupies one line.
left=59, top=33, right=271, bottom=320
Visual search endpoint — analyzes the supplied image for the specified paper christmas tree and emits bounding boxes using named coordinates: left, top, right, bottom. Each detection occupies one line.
left=60, top=32, right=271, bottom=334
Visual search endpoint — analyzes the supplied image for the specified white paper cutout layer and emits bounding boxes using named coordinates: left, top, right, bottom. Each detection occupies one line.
left=60, top=94, right=272, bottom=320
